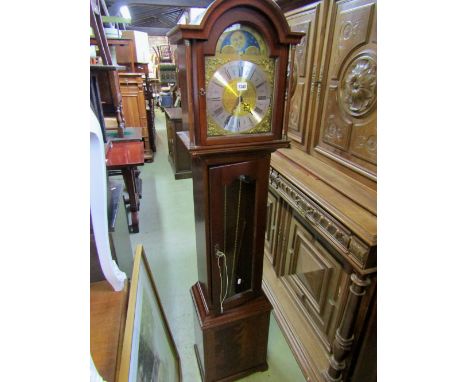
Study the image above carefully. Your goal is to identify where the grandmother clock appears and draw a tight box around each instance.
[168,1,302,380]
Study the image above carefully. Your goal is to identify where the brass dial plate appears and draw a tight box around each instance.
[206,60,272,134]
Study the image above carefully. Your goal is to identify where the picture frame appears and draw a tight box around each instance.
[158,44,172,62]
[118,245,181,382]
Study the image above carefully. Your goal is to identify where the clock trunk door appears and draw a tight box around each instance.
[208,157,269,313]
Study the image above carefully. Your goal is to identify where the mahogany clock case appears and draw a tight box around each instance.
[191,282,272,382]
[191,150,272,315]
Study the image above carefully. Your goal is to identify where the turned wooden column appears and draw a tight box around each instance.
[324,273,371,382]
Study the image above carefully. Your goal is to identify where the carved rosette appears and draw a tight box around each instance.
[339,56,376,117]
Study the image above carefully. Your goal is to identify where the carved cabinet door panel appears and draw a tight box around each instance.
[281,214,349,350]
[273,198,293,276]
[285,2,325,152]
[313,0,377,178]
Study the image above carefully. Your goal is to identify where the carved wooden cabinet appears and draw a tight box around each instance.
[315,0,377,179]
[163,107,192,180]
[263,0,377,381]
[119,73,154,161]
[285,1,326,152]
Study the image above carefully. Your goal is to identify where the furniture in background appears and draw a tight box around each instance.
[90,2,127,137]
[92,37,137,72]
[113,68,157,154]
[163,107,191,180]
[262,1,377,381]
[116,30,150,69]
[157,63,177,85]
[90,64,126,143]
[144,73,157,153]
[106,141,145,233]
[106,68,156,154]
[118,73,154,161]
[111,29,156,157]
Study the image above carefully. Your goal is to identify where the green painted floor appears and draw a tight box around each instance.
[129,109,305,382]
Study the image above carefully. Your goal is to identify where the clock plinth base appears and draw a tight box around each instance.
[191,282,272,382]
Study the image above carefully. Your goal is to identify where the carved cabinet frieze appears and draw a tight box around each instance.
[269,168,373,270]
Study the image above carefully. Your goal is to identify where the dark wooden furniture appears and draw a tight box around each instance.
[91,37,138,72]
[114,64,157,154]
[90,3,127,137]
[108,37,137,72]
[90,64,126,129]
[106,141,145,233]
[262,1,377,381]
[118,73,154,161]
[143,73,157,153]
[168,1,302,380]
[164,107,192,179]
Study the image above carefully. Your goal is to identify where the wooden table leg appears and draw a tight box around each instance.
[122,166,140,233]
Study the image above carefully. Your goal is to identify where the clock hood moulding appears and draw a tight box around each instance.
[167,0,304,46]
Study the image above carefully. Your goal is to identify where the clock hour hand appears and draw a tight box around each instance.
[231,93,242,114]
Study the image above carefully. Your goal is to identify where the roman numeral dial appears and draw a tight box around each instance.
[206,60,272,134]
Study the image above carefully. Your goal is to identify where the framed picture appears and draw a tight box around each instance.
[158,45,172,62]
[118,245,181,382]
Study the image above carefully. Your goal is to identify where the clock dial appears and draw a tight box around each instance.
[206,60,272,133]
[204,24,275,137]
